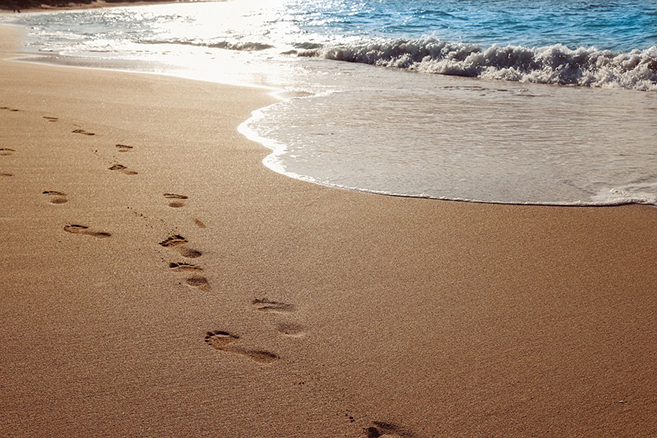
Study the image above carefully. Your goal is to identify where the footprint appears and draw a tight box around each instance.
[205,331,240,350]
[275,321,306,337]
[164,193,188,200]
[366,422,415,438]
[72,129,95,136]
[159,235,202,258]
[179,247,202,258]
[159,234,188,247]
[116,144,133,152]
[234,349,280,364]
[42,190,68,204]
[194,218,206,228]
[185,276,211,291]
[0,173,12,177]
[108,164,138,175]
[43,116,58,122]
[0,148,15,156]
[169,262,202,272]
[63,224,111,238]
[205,331,279,364]
[164,193,188,208]
[252,298,296,314]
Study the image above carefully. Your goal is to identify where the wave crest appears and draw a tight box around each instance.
[299,38,657,91]
[143,38,274,52]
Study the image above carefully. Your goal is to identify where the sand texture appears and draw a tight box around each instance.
[1,25,657,437]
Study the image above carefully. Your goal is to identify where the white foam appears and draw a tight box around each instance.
[592,184,657,206]
[300,38,657,91]
[143,38,276,52]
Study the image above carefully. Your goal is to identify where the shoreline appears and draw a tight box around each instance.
[2,22,657,438]
[0,0,211,14]
[7,4,657,207]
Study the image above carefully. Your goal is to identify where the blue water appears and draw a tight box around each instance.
[285,0,657,90]
[288,0,656,51]
[5,1,657,206]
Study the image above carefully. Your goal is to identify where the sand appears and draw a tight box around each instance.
[0,1,197,14]
[1,23,656,437]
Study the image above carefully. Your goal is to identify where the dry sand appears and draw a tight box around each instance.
[1,24,656,437]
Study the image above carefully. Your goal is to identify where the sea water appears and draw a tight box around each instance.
[7,0,657,205]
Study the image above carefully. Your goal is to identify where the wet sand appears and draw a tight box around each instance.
[1,24,656,437]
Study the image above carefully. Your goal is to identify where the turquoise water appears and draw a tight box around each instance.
[7,1,657,205]
[290,0,656,51]
[295,0,657,90]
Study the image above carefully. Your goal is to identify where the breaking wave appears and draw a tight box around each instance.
[299,38,657,91]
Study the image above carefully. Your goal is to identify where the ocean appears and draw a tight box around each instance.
[6,0,657,205]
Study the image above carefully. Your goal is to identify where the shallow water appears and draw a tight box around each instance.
[243,61,657,205]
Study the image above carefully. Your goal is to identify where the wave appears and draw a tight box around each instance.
[298,37,657,91]
[142,39,274,52]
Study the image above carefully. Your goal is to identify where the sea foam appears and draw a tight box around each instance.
[299,38,657,91]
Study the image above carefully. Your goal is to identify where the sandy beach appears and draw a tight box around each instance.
[1,22,656,437]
